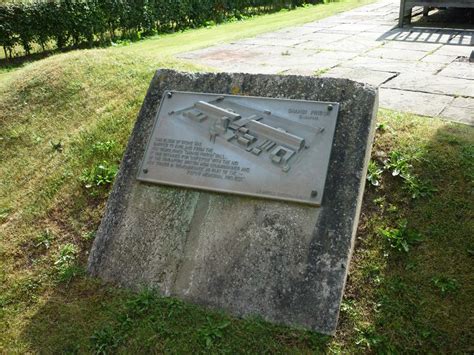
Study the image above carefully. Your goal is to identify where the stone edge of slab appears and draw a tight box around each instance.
[87,69,379,334]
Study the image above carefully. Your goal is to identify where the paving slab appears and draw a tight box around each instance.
[379,88,453,117]
[322,23,380,33]
[440,97,474,125]
[313,50,360,60]
[238,37,310,47]
[260,53,334,67]
[332,15,393,25]
[321,37,383,53]
[358,31,395,41]
[323,67,397,86]
[420,53,459,64]
[286,64,328,75]
[362,24,399,33]
[294,33,351,48]
[241,44,311,55]
[178,0,473,124]
[434,44,474,57]
[365,47,430,61]
[282,56,343,75]
[438,61,474,80]
[383,73,474,97]
[256,27,321,39]
[179,44,255,60]
[342,56,444,74]
[302,22,339,29]
[183,44,299,62]
[382,40,442,52]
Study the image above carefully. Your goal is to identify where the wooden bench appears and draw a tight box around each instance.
[399,0,474,27]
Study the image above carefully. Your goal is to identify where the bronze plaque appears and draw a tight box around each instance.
[137,91,339,206]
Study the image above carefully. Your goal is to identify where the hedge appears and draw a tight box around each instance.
[0,0,322,59]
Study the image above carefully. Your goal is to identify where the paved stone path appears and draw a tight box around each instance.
[179,0,473,125]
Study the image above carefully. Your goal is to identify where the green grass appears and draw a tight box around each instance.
[1,0,473,352]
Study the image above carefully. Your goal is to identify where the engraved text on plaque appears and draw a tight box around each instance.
[137,91,339,206]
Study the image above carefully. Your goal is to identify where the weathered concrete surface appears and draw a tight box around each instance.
[88,69,378,335]
[380,88,453,117]
[178,0,474,125]
[440,97,474,125]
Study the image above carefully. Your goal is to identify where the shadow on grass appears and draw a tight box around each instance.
[0,41,117,70]
[0,51,55,71]
[19,279,330,353]
[19,120,472,353]
[340,119,473,352]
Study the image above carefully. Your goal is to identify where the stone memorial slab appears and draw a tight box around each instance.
[137,91,339,206]
[88,69,378,335]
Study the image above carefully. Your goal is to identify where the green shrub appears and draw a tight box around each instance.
[378,220,423,253]
[0,4,17,58]
[367,160,383,187]
[198,317,231,349]
[34,229,55,249]
[384,150,436,199]
[431,276,459,296]
[80,161,118,191]
[0,0,322,58]
[54,243,84,283]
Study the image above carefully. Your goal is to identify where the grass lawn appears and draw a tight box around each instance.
[1,0,473,352]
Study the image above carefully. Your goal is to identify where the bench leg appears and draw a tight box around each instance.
[399,0,406,27]
[423,6,430,16]
[399,0,412,27]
